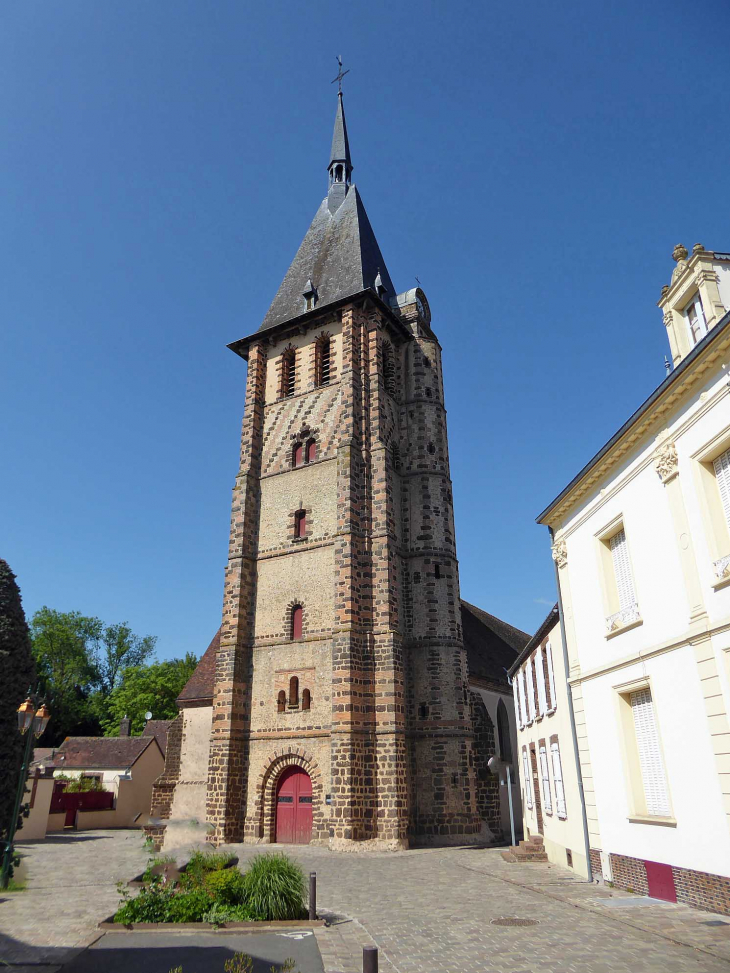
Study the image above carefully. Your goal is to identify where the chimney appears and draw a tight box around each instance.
[119,715,131,737]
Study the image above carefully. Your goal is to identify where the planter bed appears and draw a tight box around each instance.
[99,917,324,932]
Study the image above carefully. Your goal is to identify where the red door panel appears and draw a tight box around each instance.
[645,860,677,902]
[275,767,312,844]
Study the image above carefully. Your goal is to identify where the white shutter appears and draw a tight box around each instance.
[525,663,535,723]
[522,749,533,809]
[539,745,552,814]
[546,640,557,712]
[514,678,524,729]
[714,448,730,530]
[520,670,529,724]
[610,528,636,610]
[536,647,547,716]
[630,688,671,817]
[551,741,567,818]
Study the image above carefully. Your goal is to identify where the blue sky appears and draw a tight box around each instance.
[3,0,729,660]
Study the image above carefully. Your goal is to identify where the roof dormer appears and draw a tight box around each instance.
[658,244,730,366]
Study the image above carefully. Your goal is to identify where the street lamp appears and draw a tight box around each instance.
[1,694,51,889]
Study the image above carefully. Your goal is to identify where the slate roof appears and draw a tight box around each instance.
[142,719,173,758]
[329,92,351,168]
[177,628,219,704]
[258,186,396,333]
[508,604,560,675]
[461,600,531,688]
[52,736,159,770]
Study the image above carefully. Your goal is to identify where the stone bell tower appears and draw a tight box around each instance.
[205,86,481,849]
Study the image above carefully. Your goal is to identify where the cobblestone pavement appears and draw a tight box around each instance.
[0,830,149,970]
[227,843,730,973]
[6,832,730,973]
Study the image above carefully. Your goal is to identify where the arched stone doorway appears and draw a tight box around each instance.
[275,766,312,844]
[249,749,325,845]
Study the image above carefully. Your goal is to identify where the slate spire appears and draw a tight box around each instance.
[327,92,353,214]
[256,91,395,333]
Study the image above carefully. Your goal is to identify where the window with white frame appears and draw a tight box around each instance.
[522,748,533,809]
[525,663,535,723]
[550,739,567,818]
[713,448,730,532]
[630,688,671,817]
[539,744,552,814]
[605,526,640,632]
[685,294,707,346]
[545,640,557,712]
[514,678,523,729]
[536,646,547,717]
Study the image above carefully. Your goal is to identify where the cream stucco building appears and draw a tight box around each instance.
[538,245,730,913]
[509,605,590,876]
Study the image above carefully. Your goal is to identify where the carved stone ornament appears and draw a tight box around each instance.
[653,437,679,483]
[551,537,568,568]
[663,309,673,328]
[671,243,689,285]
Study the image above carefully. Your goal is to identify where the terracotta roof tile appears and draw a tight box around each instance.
[177,629,219,704]
[53,736,158,770]
[141,720,172,757]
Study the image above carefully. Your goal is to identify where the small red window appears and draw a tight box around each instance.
[295,510,306,538]
[277,690,286,713]
[289,675,299,705]
[293,443,303,467]
[302,688,311,711]
[307,439,317,463]
[291,605,303,640]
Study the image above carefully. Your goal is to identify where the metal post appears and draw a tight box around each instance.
[0,721,35,889]
[308,871,317,920]
[362,946,378,973]
[506,764,516,848]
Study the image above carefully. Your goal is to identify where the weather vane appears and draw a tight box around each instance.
[331,55,350,94]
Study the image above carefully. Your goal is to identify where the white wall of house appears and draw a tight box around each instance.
[552,350,730,881]
[513,619,589,876]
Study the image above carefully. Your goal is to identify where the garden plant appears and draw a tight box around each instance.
[114,851,307,925]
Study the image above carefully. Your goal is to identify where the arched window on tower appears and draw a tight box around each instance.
[277,690,286,713]
[302,688,311,711]
[306,439,317,463]
[289,676,299,707]
[281,348,297,398]
[382,342,396,396]
[335,164,343,183]
[293,442,304,468]
[291,605,303,640]
[315,335,331,387]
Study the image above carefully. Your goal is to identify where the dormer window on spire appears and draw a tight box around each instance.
[303,279,317,312]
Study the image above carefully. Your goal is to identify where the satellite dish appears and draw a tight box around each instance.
[144,711,153,721]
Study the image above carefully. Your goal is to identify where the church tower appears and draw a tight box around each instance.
[205,89,482,849]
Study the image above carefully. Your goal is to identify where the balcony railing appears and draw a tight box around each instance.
[606,603,641,633]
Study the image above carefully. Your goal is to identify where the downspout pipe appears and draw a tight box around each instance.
[549,525,594,884]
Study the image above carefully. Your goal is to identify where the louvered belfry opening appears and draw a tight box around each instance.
[281,347,297,398]
[382,342,395,395]
[316,335,331,387]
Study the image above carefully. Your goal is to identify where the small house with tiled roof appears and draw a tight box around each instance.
[45,726,165,831]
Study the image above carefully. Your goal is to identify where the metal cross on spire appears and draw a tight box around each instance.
[331,55,350,94]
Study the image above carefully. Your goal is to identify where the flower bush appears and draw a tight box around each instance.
[113,851,306,924]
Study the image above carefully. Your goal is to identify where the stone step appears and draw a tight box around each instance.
[508,845,548,862]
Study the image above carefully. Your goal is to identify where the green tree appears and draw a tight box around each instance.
[30,608,102,744]
[0,560,36,839]
[91,622,157,697]
[101,654,198,736]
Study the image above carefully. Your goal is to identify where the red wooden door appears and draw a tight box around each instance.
[275,767,312,844]
[644,860,677,902]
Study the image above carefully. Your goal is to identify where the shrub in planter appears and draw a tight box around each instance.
[181,850,235,889]
[241,853,305,921]
[164,888,214,922]
[203,868,246,905]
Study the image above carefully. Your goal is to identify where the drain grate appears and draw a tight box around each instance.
[491,917,540,927]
